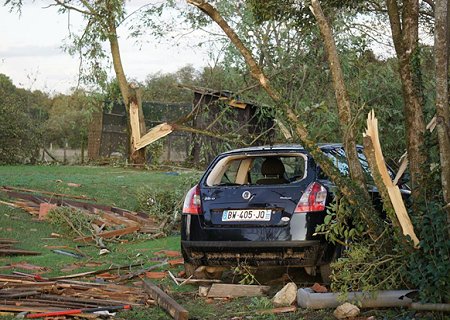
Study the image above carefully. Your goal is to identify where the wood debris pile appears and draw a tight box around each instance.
[0,239,40,256]
[0,186,167,241]
[0,274,151,316]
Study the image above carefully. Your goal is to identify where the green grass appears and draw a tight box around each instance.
[0,165,190,209]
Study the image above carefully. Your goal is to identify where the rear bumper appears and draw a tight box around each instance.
[181,240,330,267]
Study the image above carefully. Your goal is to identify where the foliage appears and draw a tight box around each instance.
[248,296,273,310]
[142,65,199,103]
[145,139,164,166]
[47,207,97,238]
[330,239,408,293]
[136,172,202,225]
[0,74,48,164]
[407,201,450,303]
[44,89,101,149]
[315,194,364,244]
[232,263,260,285]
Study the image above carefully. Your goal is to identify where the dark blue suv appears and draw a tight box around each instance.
[181,144,408,281]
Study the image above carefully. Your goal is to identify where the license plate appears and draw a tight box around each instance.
[222,209,271,222]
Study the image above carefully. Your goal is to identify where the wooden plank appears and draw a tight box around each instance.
[116,261,168,282]
[142,279,188,320]
[207,283,270,298]
[0,249,41,256]
[121,211,154,225]
[48,264,142,280]
[256,306,297,315]
[74,225,140,242]
[100,211,139,227]
[0,305,60,313]
[0,239,19,244]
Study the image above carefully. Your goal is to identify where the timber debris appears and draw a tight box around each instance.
[0,274,148,316]
[0,239,40,256]
[0,186,167,241]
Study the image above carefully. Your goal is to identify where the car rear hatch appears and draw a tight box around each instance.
[198,151,316,229]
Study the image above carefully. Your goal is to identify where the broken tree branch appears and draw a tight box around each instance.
[363,110,420,247]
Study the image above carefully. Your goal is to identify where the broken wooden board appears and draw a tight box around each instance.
[0,275,149,313]
[0,249,41,256]
[74,225,140,242]
[256,306,297,315]
[142,279,188,320]
[207,283,271,298]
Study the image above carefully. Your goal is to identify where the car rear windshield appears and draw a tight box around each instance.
[206,153,307,186]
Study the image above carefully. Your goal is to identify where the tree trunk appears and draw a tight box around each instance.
[310,0,369,199]
[106,10,146,165]
[187,0,383,239]
[128,85,146,165]
[435,0,450,234]
[81,140,85,164]
[386,0,427,205]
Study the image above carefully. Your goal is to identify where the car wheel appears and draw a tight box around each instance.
[319,244,343,283]
[319,263,332,283]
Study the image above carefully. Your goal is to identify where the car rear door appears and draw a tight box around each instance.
[199,152,315,228]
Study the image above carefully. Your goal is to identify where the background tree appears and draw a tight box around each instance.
[44,90,100,163]
[434,0,450,228]
[0,74,49,164]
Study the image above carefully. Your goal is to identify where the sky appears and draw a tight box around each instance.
[0,2,212,94]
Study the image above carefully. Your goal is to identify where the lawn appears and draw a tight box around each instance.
[0,165,424,319]
[0,165,188,209]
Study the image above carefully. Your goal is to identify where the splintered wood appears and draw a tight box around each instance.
[0,186,166,241]
[363,110,420,247]
[130,101,173,151]
[0,275,150,314]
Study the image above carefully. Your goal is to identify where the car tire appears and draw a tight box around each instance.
[319,263,332,283]
[319,244,343,283]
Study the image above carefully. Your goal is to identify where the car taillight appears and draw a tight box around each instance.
[294,182,327,213]
[183,185,202,214]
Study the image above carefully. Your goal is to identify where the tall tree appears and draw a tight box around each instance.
[385,0,427,205]
[434,0,450,229]
[54,0,148,164]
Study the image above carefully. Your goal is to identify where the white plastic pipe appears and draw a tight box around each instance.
[297,288,416,309]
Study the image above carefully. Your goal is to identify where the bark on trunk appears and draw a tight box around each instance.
[187,0,383,239]
[310,0,369,198]
[386,0,427,205]
[107,11,146,165]
[435,0,450,235]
